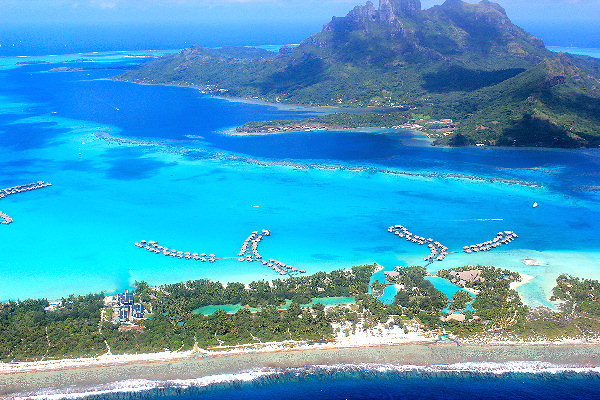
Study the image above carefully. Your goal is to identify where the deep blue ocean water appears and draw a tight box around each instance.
[129,372,600,400]
[20,366,600,400]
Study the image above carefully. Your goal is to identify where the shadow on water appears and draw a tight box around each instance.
[101,148,178,180]
[0,121,69,150]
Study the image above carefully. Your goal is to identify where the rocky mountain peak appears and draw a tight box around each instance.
[438,0,509,25]
[309,0,549,68]
[378,0,422,22]
[323,1,377,33]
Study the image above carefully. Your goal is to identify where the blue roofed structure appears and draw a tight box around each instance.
[119,306,130,322]
[132,303,145,319]
[118,290,134,306]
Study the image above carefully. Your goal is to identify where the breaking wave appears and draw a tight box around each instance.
[10,362,600,400]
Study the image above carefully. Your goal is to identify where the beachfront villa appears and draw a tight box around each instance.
[110,290,146,323]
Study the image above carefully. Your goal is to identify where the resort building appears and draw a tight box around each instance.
[119,305,130,322]
[118,290,134,306]
[132,303,145,319]
[115,290,146,323]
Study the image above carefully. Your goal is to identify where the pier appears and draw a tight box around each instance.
[134,240,216,262]
[0,211,13,225]
[133,229,307,277]
[0,181,52,225]
[238,229,270,262]
[462,231,518,254]
[237,229,306,277]
[388,224,449,264]
[388,224,518,266]
[0,181,52,198]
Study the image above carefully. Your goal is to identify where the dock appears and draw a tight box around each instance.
[388,224,449,264]
[134,240,216,262]
[461,231,518,254]
[237,229,306,277]
[133,229,307,277]
[0,211,13,225]
[0,181,52,225]
[237,229,270,262]
[388,224,518,266]
[0,181,52,198]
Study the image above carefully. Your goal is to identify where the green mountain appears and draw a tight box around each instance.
[116,0,600,147]
[451,53,600,146]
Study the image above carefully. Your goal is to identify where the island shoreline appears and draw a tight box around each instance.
[109,77,443,142]
[3,336,600,376]
[4,341,600,398]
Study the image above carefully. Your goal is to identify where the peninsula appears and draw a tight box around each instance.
[115,0,600,148]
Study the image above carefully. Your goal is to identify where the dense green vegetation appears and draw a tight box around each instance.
[386,266,447,329]
[433,266,600,340]
[449,290,472,311]
[0,266,375,362]
[551,274,600,317]
[102,302,334,355]
[106,264,377,354]
[116,0,600,148]
[326,294,405,335]
[0,295,105,362]
[437,266,526,331]
[6,266,600,362]
[512,275,600,339]
[371,280,387,297]
[140,264,375,315]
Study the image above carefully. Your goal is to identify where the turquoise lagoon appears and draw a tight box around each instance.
[0,51,599,310]
[425,276,475,312]
[194,297,356,316]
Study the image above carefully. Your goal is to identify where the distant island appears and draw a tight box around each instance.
[114,0,600,148]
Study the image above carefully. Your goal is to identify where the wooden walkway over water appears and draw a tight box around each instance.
[134,229,306,277]
[0,181,52,225]
[388,224,518,267]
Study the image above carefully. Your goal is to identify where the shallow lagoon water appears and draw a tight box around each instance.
[0,51,599,311]
[425,276,475,313]
[194,297,356,316]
